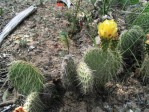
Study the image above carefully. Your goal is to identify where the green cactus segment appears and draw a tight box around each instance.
[125,6,149,33]
[8,60,44,95]
[23,92,45,112]
[77,61,94,94]
[141,55,149,79]
[126,13,149,33]
[61,55,77,89]
[132,13,149,33]
[84,48,122,86]
[118,25,145,67]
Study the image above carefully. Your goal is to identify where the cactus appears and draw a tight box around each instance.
[83,48,122,87]
[77,61,94,94]
[8,60,44,95]
[118,25,145,68]
[124,5,142,26]
[140,55,149,80]
[61,55,78,90]
[23,81,65,112]
[133,13,149,33]
[39,82,65,111]
[124,5,149,33]
[23,92,45,112]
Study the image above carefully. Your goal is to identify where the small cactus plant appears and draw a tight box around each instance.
[77,61,94,94]
[61,55,78,90]
[8,60,44,95]
[23,92,45,112]
[118,25,145,68]
[83,48,123,87]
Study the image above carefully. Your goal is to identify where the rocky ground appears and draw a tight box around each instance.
[0,0,149,112]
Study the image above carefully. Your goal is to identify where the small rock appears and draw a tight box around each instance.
[28,45,35,51]
[24,35,29,38]
[95,35,101,46]
[128,109,133,112]
[2,53,9,58]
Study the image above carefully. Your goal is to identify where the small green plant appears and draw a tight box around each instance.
[118,25,145,68]
[8,60,44,95]
[93,0,120,15]
[72,0,82,33]
[19,38,28,48]
[23,92,45,112]
[59,31,69,53]
[77,61,94,94]
[63,0,83,35]
[0,8,3,15]
[83,48,122,87]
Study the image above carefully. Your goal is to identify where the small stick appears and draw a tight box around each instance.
[0,6,37,46]
[0,100,15,107]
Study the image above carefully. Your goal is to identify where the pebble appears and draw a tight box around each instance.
[28,45,35,51]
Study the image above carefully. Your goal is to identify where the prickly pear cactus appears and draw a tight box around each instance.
[83,48,122,87]
[134,13,149,33]
[39,82,65,111]
[77,61,94,94]
[8,60,44,95]
[118,25,145,68]
[61,55,77,89]
[126,12,149,33]
[23,92,45,112]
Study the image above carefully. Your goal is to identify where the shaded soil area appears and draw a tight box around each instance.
[0,0,149,112]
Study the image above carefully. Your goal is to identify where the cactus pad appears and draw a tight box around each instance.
[77,61,94,94]
[83,48,122,87]
[8,60,44,95]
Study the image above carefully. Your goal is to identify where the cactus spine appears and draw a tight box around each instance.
[61,55,77,90]
[23,92,45,112]
[77,61,94,94]
[8,60,44,95]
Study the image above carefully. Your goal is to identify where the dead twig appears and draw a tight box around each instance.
[0,100,15,107]
[0,6,37,46]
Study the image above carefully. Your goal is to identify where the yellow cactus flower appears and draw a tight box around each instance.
[98,19,118,40]
[145,40,149,45]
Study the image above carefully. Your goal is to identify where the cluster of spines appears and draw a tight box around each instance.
[77,61,94,94]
